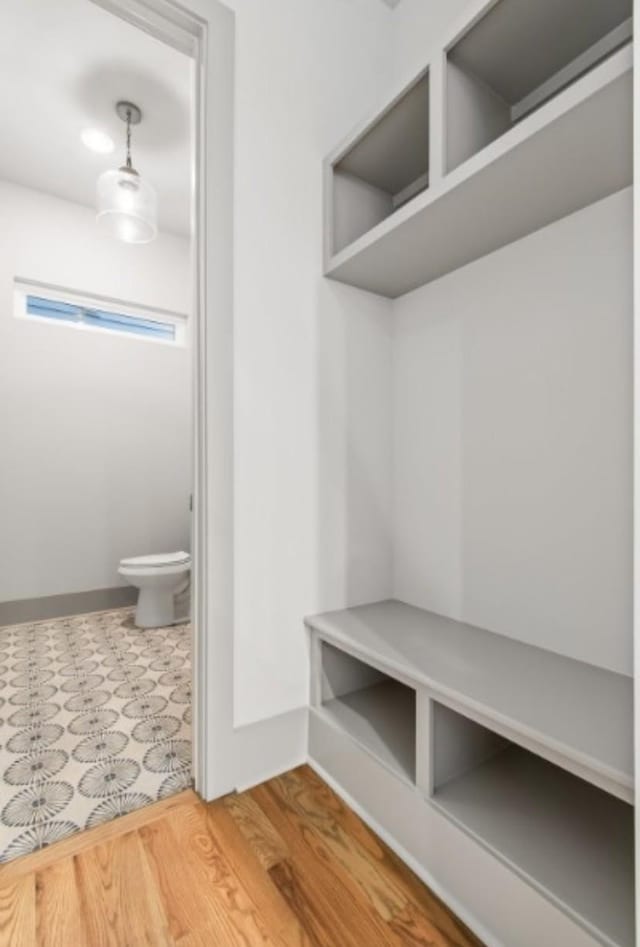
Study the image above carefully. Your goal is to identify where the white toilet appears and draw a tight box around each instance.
[118,551,191,628]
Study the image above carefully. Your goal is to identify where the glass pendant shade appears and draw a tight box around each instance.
[96,166,157,244]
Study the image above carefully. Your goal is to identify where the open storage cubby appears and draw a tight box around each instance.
[331,71,429,255]
[430,701,635,947]
[317,641,416,784]
[307,602,635,945]
[446,0,632,171]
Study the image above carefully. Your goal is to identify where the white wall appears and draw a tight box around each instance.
[393,191,633,675]
[0,179,191,603]
[386,0,633,677]
[390,0,469,85]
[219,0,633,727]
[228,0,396,725]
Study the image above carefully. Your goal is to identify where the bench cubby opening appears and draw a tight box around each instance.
[430,700,635,947]
[317,640,416,784]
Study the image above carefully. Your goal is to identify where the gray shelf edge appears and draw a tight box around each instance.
[324,45,632,296]
[305,613,632,803]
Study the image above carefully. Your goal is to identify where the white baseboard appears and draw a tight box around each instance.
[200,706,309,797]
[308,757,503,947]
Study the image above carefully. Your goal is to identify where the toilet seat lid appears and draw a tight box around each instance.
[120,551,190,568]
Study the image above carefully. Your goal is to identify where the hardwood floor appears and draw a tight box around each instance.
[0,765,483,946]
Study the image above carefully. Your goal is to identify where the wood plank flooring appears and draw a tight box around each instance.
[0,765,483,946]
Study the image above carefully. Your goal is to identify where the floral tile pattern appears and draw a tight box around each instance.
[0,607,192,863]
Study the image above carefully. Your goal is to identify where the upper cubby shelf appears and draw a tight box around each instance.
[331,71,429,255]
[324,0,633,299]
[447,0,632,170]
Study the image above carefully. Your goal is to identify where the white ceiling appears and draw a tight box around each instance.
[0,0,192,237]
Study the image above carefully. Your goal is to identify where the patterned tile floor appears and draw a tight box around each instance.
[0,607,192,863]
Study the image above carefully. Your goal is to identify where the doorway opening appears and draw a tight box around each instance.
[0,0,208,862]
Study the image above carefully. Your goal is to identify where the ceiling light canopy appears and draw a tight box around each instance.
[81,128,114,154]
[96,101,157,244]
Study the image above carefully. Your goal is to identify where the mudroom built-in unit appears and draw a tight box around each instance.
[324,0,632,298]
[309,0,635,945]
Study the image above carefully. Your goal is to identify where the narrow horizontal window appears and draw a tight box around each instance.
[26,295,176,342]
[14,281,186,346]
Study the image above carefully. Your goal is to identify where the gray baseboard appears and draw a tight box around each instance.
[0,587,137,627]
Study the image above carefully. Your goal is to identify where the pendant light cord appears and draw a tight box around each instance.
[125,109,132,170]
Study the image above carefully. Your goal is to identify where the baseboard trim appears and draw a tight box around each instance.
[201,707,309,796]
[308,757,503,947]
[0,587,137,626]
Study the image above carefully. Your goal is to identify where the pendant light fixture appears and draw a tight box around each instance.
[97,102,157,244]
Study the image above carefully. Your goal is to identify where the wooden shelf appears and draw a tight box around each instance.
[432,744,634,947]
[318,679,416,784]
[325,48,632,298]
[305,599,633,802]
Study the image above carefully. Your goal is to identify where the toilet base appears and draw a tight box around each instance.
[135,588,175,628]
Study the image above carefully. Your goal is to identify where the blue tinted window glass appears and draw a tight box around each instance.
[83,308,175,340]
[25,295,176,341]
[26,296,81,322]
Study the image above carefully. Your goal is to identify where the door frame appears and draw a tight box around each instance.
[90,0,236,800]
[634,0,639,935]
